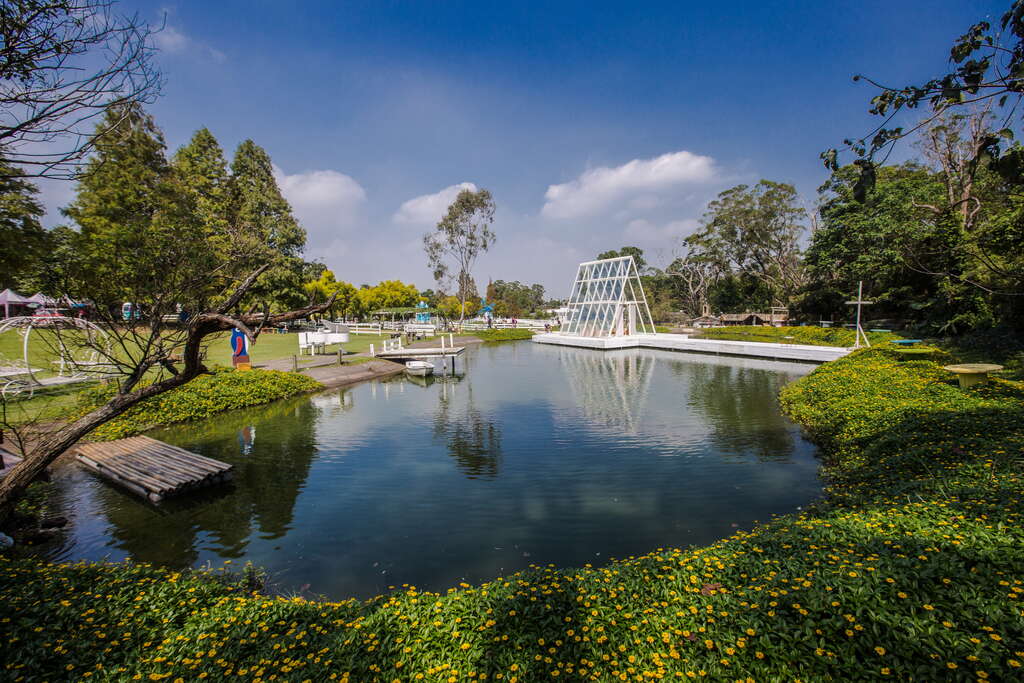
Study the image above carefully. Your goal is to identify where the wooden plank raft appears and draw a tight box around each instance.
[75,436,233,502]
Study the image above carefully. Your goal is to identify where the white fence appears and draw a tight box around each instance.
[459,319,551,331]
[332,318,552,334]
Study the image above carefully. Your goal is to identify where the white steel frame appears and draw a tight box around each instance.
[561,256,655,337]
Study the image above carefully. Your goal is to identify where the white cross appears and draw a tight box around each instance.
[845,281,874,348]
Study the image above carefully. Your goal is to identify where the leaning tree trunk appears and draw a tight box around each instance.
[0,273,334,525]
[0,370,199,524]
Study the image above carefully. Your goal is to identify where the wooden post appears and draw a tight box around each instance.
[291,355,298,372]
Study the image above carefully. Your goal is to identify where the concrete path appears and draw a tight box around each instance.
[300,360,406,389]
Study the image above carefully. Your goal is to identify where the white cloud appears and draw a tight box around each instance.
[273,165,367,253]
[152,10,226,62]
[153,24,189,52]
[393,182,477,225]
[624,217,699,243]
[542,150,716,220]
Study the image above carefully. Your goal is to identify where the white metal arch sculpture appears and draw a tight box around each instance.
[0,316,112,398]
[561,256,655,337]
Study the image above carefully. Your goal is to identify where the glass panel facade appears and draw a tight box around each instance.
[561,256,655,337]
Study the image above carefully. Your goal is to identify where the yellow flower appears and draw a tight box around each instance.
[875,647,886,656]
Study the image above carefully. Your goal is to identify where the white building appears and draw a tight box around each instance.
[561,256,655,337]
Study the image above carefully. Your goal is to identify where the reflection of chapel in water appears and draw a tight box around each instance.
[560,349,653,434]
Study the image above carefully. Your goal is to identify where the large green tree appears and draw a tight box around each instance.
[62,103,214,310]
[802,163,965,326]
[229,140,307,309]
[0,111,331,522]
[424,188,496,326]
[597,246,647,272]
[172,128,232,254]
[687,180,806,307]
[0,159,47,288]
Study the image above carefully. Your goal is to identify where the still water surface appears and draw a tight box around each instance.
[41,342,822,599]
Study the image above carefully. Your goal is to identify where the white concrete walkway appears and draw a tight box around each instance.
[532,332,851,363]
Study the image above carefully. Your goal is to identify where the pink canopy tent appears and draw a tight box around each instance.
[0,289,30,318]
[27,292,58,307]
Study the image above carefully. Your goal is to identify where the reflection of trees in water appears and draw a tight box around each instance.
[673,360,796,461]
[560,350,653,435]
[94,395,322,566]
[433,384,502,479]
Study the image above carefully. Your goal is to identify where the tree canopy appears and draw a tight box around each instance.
[0,0,162,179]
[424,188,496,325]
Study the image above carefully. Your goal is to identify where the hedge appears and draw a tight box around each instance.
[74,368,323,441]
[2,348,1023,681]
[697,325,900,347]
[471,328,536,342]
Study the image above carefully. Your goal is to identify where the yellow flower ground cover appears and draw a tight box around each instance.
[2,348,1023,680]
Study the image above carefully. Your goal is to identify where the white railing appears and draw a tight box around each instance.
[343,322,384,334]
[459,319,551,331]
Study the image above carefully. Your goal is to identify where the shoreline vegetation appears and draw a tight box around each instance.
[2,346,1022,680]
[469,328,536,343]
[694,325,900,348]
[73,369,323,442]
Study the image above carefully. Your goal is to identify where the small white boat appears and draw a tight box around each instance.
[405,360,434,377]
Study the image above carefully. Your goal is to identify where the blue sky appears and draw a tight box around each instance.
[40,1,1007,296]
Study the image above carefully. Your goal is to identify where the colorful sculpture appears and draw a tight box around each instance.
[231,327,251,370]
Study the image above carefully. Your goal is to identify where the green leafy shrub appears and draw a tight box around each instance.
[470,328,535,342]
[75,369,322,441]
[698,325,900,347]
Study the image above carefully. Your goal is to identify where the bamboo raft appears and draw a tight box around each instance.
[75,436,233,502]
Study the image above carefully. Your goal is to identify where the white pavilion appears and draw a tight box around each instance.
[533,255,849,361]
[560,256,655,338]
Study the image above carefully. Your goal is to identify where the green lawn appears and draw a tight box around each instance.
[0,328,392,424]
[205,331,394,366]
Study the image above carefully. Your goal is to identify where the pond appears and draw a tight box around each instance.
[39,341,822,599]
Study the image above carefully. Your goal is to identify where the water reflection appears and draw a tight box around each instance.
[93,397,322,565]
[673,357,805,461]
[559,350,653,435]
[433,385,502,479]
[41,343,822,599]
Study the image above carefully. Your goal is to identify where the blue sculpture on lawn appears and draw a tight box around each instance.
[415,300,431,323]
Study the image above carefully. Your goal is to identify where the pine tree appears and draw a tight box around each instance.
[0,158,47,289]
[172,128,231,246]
[229,140,307,308]
[62,103,211,310]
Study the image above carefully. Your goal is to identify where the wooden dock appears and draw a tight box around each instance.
[374,345,466,360]
[75,436,233,502]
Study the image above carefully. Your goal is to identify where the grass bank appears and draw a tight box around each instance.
[470,328,535,342]
[696,325,900,347]
[73,368,322,441]
[2,348,1024,681]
